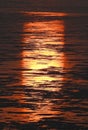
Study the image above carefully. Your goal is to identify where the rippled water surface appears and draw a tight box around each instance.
[0,11,88,130]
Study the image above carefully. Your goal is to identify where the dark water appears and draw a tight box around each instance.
[0,11,88,130]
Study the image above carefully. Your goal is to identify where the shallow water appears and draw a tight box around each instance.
[0,11,88,130]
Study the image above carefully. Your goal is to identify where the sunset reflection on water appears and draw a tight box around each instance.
[19,12,65,122]
[21,14,65,88]
[0,11,88,129]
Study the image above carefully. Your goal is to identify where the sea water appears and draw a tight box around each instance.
[0,11,88,130]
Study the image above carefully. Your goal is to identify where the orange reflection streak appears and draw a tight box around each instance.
[22,20,64,45]
[21,12,65,87]
[0,100,62,123]
[23,11,68,17]
[20,12,66,122]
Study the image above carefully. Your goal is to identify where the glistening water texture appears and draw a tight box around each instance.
[0,11,88,130]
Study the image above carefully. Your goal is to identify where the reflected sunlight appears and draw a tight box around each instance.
[18,12,66,123]
[0,11,88,128]
[21,12,65,88]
